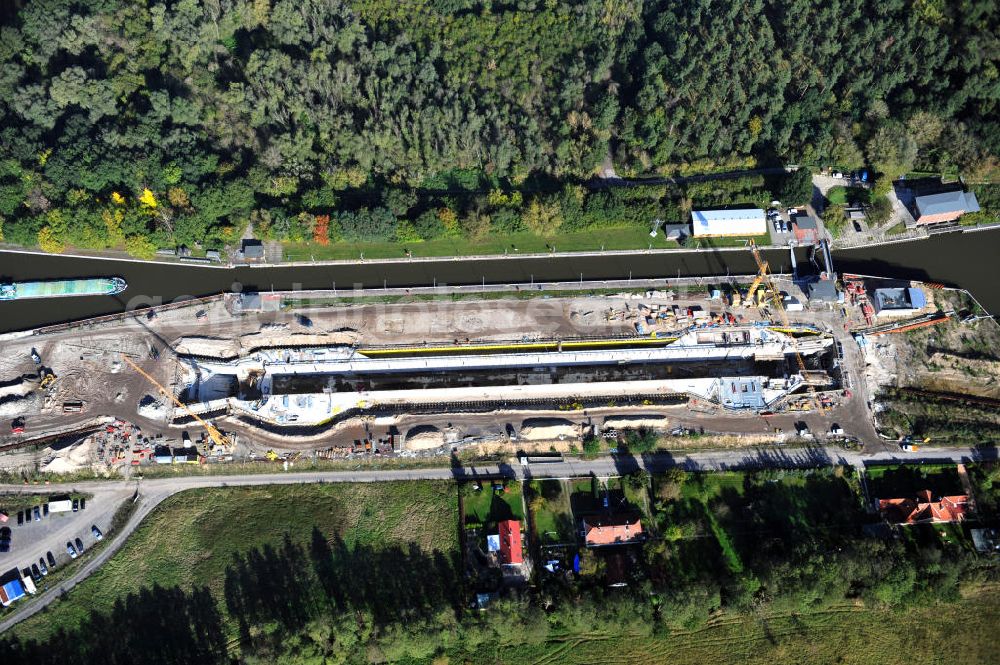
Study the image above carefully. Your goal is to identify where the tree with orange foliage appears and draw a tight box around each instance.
[313,214,330,245]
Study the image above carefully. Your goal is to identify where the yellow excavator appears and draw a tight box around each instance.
[121,355,232,452]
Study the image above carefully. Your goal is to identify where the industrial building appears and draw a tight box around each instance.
[872,287,926,317]
[691,209,766,237]
[913,190,980,225]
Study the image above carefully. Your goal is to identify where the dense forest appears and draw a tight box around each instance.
[0,0,997,255]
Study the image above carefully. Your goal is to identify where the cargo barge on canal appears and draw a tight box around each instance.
[0,277,126,301]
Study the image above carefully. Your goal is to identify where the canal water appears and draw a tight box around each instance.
[0,228,997,333]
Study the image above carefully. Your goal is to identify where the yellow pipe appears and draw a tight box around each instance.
[358,337,678,357]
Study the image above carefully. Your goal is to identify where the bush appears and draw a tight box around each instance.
[622,428,659,453]
[337,207,397,241]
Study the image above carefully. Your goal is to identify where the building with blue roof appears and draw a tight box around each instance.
[0,578,25,606]
[914,190,980,225]
[873,287,927,316]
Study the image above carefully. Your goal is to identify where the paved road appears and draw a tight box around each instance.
[0,443,993,634]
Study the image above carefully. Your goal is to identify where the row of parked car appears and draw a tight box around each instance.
[15,497,85,525]
[21,526,102,584]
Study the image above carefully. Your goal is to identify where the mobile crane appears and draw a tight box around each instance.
[121,355,233,452]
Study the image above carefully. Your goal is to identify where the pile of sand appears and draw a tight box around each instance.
[405,425,445,450]
[603,415,669,430]
[174,336,241,358]
[41,436,97,474]
[520,418,578,441]
[0,393,41,418]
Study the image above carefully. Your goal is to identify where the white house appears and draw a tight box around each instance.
[691,209,766,237]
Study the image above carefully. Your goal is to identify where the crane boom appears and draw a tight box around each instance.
[122,355,231,449]
[747,241,825,412]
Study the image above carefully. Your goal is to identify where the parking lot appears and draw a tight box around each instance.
[1,486,133,587]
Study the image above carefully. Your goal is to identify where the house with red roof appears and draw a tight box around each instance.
[878,489,969,525]
[583,514,643,547]
[498,519,523,565]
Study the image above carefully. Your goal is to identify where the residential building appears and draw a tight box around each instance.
[498,519,523,565]
[791,213,820,243]
[240,239,265,262]
[583,514,643,547]
[872,287,926,316]
[913,190,980,225]
[691,209,766,237]
[878,490,969,525]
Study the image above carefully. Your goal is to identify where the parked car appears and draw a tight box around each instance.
[32,506,41,521]
[38,559,48,575]
[46,551,56,567]
[91,525,103,541]
[17,510,23,525]
[10,417,25,434]
[30,564,41,581]
[80,497,86,510]
[0,527,11,553]
[30,348,41,364]
[43,503,49,517]
[75,537,84,552]
[72,498,79,512]
[773,219,781,232]
[66,542,78,558]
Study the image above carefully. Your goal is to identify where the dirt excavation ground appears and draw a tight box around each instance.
[868,290,1000,399]
[0,289,854,476]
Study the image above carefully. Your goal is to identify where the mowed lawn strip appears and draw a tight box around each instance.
[13,481,458,643]
[282,227,678,261]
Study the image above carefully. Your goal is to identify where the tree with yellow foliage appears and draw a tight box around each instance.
[102,208,126,247]
[521,198,563,237]
[124,235,156,260]
[37,226,65,253]
[139,188,158,209]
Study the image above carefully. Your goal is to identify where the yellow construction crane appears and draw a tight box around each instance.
[121,355,232,451]
[747,241,826,413]
[744,257,769,306]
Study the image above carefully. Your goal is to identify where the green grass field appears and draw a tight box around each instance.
[282,227,680,261]
[527,479,576,545]
[826,186,873,206]
[13,482,458,644]
[463,482,523,527]
[493,586,1000,665]
[866,464,963,497]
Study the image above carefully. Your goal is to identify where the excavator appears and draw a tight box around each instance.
[121,355,232,453]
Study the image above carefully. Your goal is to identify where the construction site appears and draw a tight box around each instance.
[0,241,963,475]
